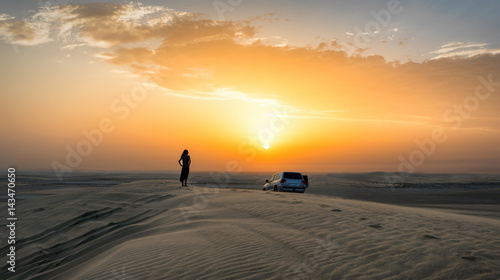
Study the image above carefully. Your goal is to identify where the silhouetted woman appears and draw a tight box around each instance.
[178,149,191,186]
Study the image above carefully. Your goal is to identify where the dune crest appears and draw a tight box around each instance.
[1,180,499,279]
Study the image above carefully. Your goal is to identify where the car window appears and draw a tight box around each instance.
[283,172,303,179]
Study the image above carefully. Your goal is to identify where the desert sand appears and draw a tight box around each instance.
[1,173,500,279]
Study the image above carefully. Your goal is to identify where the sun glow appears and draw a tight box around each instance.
[264,143,270,149]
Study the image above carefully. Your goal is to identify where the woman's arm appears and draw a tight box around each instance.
[178,158,182,167]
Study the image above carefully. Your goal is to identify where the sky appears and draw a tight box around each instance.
[1,0,499,176]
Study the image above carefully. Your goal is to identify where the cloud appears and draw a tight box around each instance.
[0,3,254,48]
[431,41,500,59]
[0,12,51,45]
[2,2,499,133]
[111,32,499,130]
[61,43,86,50]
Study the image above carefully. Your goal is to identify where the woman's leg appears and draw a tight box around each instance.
[183,167,189,186]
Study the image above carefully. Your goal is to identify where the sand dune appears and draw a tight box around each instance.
[1,179,500,279]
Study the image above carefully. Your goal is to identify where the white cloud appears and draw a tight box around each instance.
[0,9,53,45]
[143,83,355,121]
[0,13,14,21]
[432,42,487,54]
[61,43,86,50]
[94,52,114,60]
[143,83,283,105]
[0,3,180,47]
[431,41,500,59]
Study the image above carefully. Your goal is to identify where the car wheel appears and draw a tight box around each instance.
[273,185,278,192]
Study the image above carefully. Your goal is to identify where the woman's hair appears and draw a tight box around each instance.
[182,149,189,157]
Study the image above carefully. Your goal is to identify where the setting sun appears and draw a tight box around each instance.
[0,1,499,174]
[2,2,500,279]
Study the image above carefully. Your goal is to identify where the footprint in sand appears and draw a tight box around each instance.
[359,217,368,221]
[33,207,45,213]
[458,252,478,262]
[422,234,440,240]
[331,209,342,212]
[368,224,382,229]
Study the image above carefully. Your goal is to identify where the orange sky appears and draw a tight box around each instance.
[1,2,499,176]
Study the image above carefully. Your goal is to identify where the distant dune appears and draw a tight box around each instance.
[1,176,499,279]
